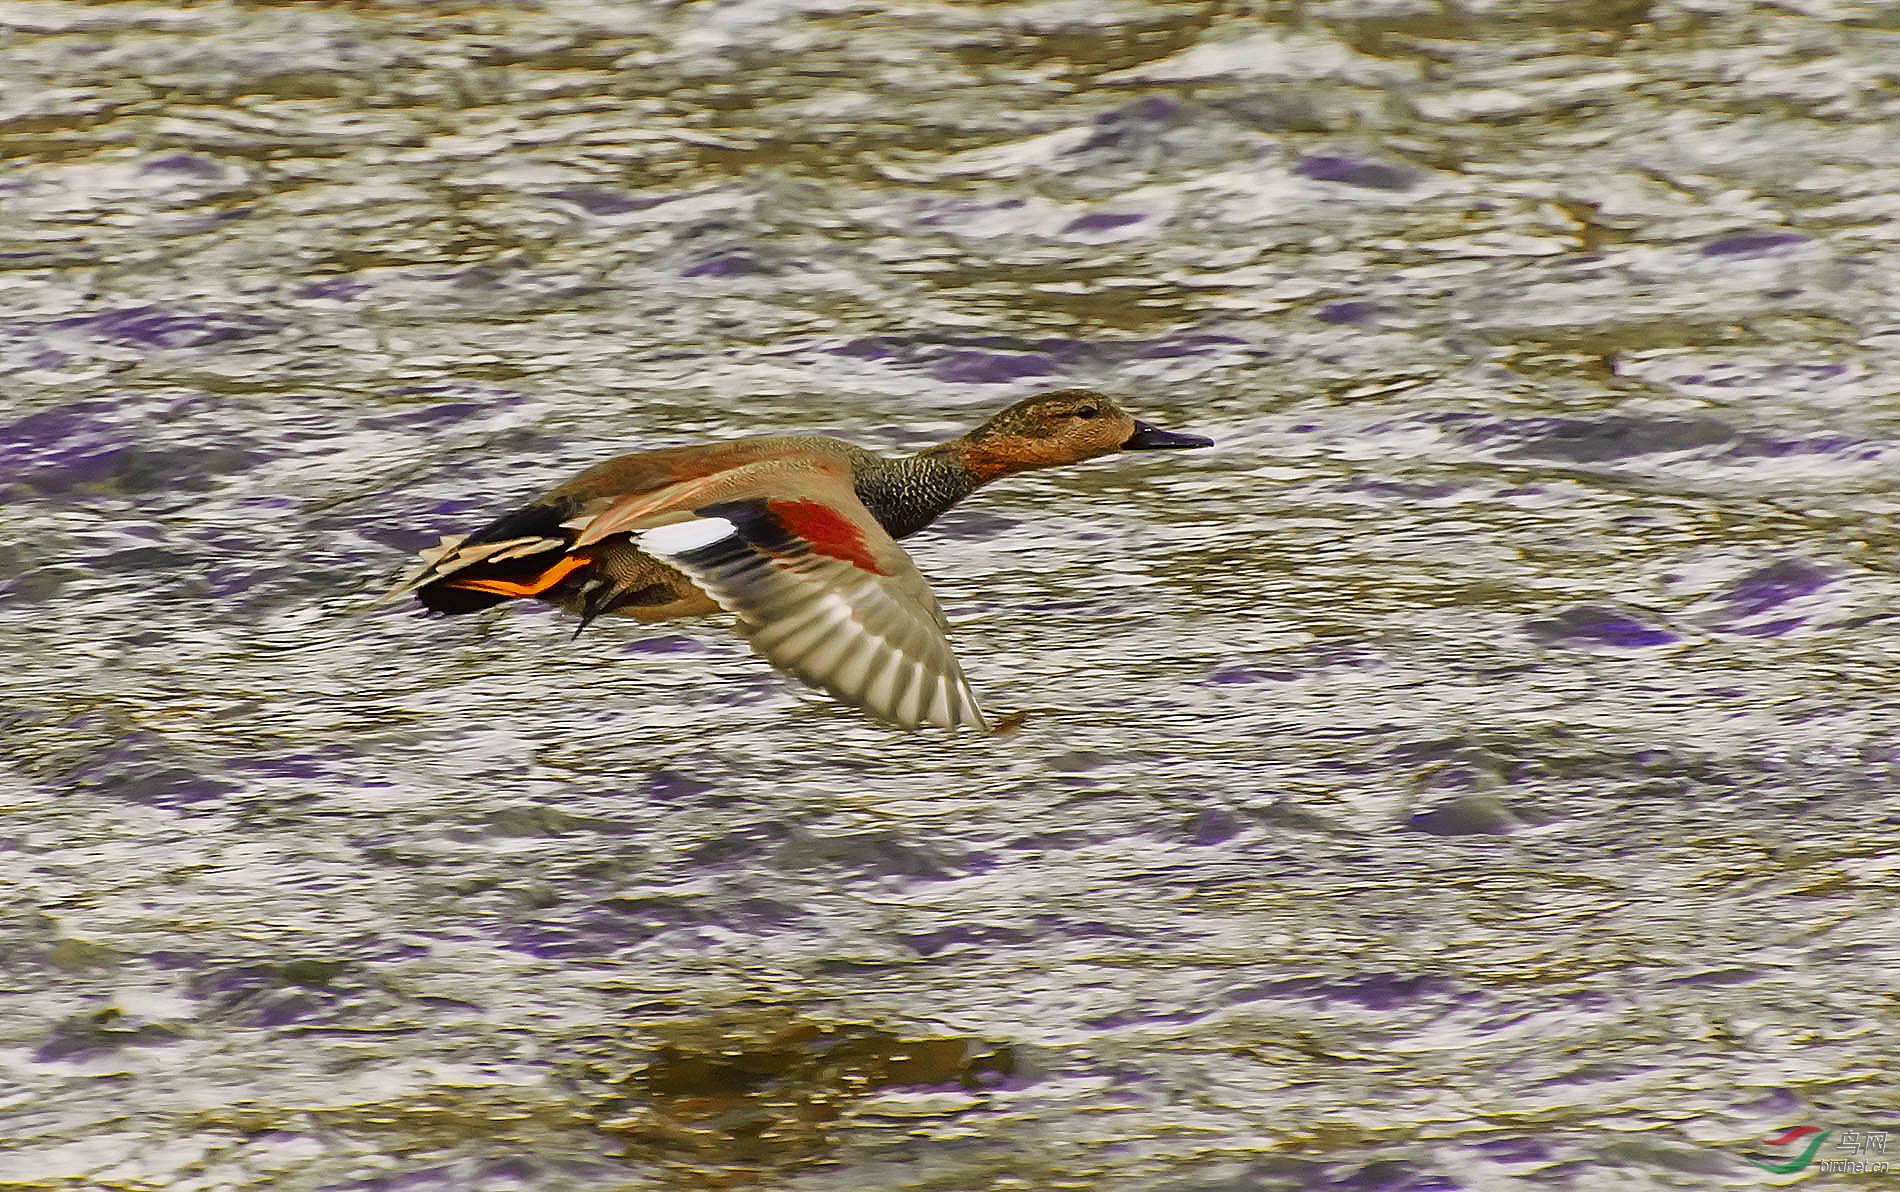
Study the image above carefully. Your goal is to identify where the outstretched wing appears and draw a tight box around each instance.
[641,492,989,732]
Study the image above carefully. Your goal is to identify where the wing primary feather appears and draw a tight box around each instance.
[761,613,846,669]
[953,680,991,731]
[747,592,839,649]
[859,645,908,726]
[825,637,879,699]
[889,657,930,731]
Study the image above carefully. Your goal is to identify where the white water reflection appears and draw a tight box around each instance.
[4,2,1899,1190]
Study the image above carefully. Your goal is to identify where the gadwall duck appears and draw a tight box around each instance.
[384,388,1211,731]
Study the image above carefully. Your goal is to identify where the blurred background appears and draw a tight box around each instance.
[3,1,1898,1188]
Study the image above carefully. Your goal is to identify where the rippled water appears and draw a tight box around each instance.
[5,2,1899,1189]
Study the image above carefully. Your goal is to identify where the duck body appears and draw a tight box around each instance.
[385,389,1211,730]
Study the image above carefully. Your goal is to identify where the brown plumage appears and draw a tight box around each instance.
[382,388,1212,730]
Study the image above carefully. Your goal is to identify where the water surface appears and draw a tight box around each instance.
[4,2,1899,1188]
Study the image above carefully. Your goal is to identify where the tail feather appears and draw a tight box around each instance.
[415,583,514,615]
[385,496,710,629]
[384,497,592,615]
[434,552,593,599]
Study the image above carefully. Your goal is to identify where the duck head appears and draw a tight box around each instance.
[957,388,1213,482]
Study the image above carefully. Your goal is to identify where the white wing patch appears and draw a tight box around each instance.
[638,517,740,558]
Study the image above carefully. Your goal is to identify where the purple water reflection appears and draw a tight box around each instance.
[546,187,673,217]
[1065,212,1147,234]
[1225,972,1466,1012]
[824,331,1250,375]
[140,152,228,178]
[295,277,369,301]
[0,399,121,461]
[930,350,1062,384]
[1333,1161,1465,1192]
[1317,300,1386,325]
[1526,605,1678,649]
[1296,153,1417,191]
[1721,559,1832,618]
[1476,1137,1552,1165]
[46,306,277,350]
[1459,414,1734,463]
[1702,231,1809,256]
[683,252,772,278]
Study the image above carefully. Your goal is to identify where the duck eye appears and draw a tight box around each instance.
[1074,407,1100,420]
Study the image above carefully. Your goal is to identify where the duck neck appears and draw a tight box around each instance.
[853,443,985,539]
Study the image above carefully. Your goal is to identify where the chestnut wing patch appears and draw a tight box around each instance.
[769,498,886,573]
